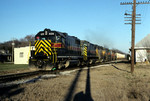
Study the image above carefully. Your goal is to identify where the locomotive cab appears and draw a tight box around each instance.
[35,30,65,44]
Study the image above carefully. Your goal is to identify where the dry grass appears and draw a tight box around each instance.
[126,64,150,101]
[0,63,30,75]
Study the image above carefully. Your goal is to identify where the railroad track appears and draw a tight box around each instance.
[0,65,88,84]
[0,60,126,84]
[0,66,81,84]
[0,70,59,83]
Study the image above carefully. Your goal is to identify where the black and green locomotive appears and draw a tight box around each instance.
[29,28,115,70]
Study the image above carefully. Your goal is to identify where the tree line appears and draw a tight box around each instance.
[0,35,35,54]
[0,34,127,56]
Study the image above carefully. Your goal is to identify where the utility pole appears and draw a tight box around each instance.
[120,0,150,73]
[131,0,136,74]
[12,39,15,63]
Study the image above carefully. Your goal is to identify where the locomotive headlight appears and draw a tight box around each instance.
[47,56,50,58]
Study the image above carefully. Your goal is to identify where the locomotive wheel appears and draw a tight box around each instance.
[77,61,81,66]
[37,59,44,68]
[89,59,93,65]
[81,61,85,66]
[65,60,70,68]
[58,63,64,69]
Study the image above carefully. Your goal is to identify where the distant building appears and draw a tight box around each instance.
[14,46,35,64]
[134,47,150,63]
[0,50,5,54]
[134,34,150,63]
[0,49,12,62]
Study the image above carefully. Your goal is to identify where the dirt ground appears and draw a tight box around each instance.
[0,69,32,75]
[1,62,150,101]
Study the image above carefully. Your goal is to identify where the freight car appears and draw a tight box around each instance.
[29,28,115,70]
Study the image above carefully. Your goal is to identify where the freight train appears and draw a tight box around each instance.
[29,29,116,70]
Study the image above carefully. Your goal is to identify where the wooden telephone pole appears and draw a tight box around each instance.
[131,0,136,74]
[120,0,150,73]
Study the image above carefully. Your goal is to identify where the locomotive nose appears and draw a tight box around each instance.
[35,40,52,57]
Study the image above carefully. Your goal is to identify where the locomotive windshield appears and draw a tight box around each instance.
[36,33,63,43]
[36,35,56,42]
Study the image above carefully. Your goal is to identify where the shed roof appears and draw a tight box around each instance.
[135,34,150,47]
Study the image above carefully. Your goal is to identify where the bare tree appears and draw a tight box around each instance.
[0,34,35,54]
[24,35,35,46]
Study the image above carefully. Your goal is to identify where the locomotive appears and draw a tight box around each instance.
[29,28,116,70]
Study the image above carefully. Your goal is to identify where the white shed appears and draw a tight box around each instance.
[135,48,148,62]
[134,34,150,63]
[14,46,35,64]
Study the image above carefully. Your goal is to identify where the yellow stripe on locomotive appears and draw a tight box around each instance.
[35,40,52,56]
[83,45,87,61]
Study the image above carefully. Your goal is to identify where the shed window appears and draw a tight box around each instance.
[20,52,24,58]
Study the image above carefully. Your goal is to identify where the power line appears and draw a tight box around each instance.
[120,0,150,74]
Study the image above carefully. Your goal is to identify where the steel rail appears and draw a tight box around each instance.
[0,70,55,83]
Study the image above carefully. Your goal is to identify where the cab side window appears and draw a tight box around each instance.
[62,38,65,44]
[56,36,61,42]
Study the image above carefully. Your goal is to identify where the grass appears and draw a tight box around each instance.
[0,63,28,71]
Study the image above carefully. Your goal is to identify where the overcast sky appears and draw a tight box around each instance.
[0,0,150,53]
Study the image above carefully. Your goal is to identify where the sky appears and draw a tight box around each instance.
[0,0,150,53]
